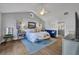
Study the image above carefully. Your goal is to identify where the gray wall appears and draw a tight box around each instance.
[0,13,1,36]
[0,3,79,36]
[1,12,45,38]
[0,13,1,42]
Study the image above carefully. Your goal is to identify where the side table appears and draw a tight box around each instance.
[3,34,14,46]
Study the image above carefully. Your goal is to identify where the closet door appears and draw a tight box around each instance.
[58,21,65,37]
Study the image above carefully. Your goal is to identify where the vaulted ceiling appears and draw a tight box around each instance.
[0,3,79,13]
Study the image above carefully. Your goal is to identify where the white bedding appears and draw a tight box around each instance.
[25,30,50,43]
[35,32,50,40]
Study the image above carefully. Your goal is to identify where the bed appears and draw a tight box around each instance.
[25,29,50,43]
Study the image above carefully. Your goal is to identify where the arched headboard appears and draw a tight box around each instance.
[16,12,45,31]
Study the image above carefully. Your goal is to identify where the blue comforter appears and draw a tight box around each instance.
[26,32,38,43]
[25,31,50,43]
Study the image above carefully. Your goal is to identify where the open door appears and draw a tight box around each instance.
[75,12,79,41]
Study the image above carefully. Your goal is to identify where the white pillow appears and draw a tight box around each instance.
[25,29,35,33]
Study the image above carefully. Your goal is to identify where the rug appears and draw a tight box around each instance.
[21,38,56,54]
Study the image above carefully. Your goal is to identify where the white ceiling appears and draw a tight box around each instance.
[0,3,79,13]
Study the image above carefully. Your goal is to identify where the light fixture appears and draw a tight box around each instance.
[64,12,69,15]
[39,8,47,16]
[37,4,48,16]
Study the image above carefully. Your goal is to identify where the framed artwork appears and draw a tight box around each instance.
[28,22,36,29]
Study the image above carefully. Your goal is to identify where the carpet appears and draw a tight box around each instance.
[21,38,56,54]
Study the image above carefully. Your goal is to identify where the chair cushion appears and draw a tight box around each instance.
[45,30,56,38]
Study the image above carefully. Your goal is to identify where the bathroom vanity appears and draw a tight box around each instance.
[62,34,79,55]
[62,39,79,55]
